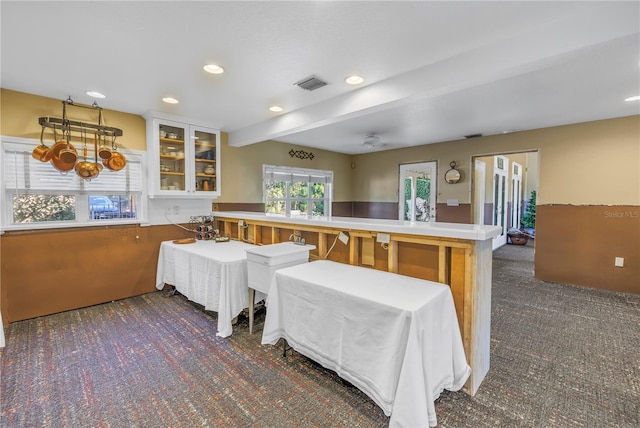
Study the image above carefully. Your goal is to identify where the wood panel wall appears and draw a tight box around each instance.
[1,224,193,323]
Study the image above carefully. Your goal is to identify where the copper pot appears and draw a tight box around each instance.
[31,127,52,162]
[103,146,126,171]
[50,140,77,172]
[58,138,77,164]
[75,159,99,180]
[98,134,112,160]
[75,143,99,180]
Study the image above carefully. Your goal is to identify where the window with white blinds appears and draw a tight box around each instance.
[1,137,145,229]
[263,164,332,217]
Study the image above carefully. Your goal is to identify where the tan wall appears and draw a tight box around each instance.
[1,88,146,150]
[348,116,639,294]
[218,135,353,202]
[351,116,640,206]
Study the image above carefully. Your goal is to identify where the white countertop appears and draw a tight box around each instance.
[215,211,501,241]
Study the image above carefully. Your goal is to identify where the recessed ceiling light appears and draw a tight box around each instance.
[162,97,179,104]
[625,95,640,102]
[203,64,224,74]
[345,75,364,85]
[269,105,283,112]
[86,91,105,99]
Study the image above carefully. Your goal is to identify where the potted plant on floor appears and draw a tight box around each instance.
[508,190,536,245]
[520,190,536,236]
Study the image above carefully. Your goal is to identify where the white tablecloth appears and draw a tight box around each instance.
[262,260,470,427]
[156,240,264,338]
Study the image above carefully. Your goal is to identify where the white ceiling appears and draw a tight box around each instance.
[1,1,639,155]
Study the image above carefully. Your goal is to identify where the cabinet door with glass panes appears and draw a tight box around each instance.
[147,115,220,198]
[191,126,219,195]
[157,121,187,194]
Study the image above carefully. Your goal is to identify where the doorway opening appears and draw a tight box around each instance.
[472,151,539,251]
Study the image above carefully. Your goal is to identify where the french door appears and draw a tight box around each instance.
[511,162,523,229]
[399,161,437,222]
[492,155,509,249]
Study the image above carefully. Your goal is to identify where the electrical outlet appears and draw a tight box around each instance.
[338,231,349,245]
[376,233,390,244]
[239,220,246,227]
[615,257,624,268]
[165,206,172,215]
[173,205,180,215]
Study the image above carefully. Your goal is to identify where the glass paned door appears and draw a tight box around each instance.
[158,123,186,191]
[399,161,436,222]
[511,162,523,229]
[492,155,509,249]
[193,129,217,193]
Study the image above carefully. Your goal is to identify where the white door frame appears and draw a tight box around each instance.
[399,161,437,221]
[473,159,486,225]
[511,162,523,229]
[492,155,509,249]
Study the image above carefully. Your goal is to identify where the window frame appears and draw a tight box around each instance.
[1,135,148,232]
[263,164,333,217]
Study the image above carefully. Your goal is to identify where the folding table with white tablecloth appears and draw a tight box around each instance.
[262,260,470,427]
[156,240,264,338]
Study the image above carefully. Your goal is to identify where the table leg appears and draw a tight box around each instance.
[249,288,255,334]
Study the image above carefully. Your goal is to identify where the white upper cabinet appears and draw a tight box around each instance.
[145,112,220,198]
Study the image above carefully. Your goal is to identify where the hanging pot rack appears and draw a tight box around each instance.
[32,97,126,180]
[38,97,123,138]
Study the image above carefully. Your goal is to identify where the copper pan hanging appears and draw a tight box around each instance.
[50,124,77,172]
[31,126,52,162]
[97,131,112,160]
[57,120,77,165]
[103,135,126,171]
[75,128,99,180]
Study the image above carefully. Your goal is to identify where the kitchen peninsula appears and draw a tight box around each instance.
[215,211,500,394]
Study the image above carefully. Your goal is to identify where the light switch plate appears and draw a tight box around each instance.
[338,231,349,245]
[615,257,624,267]
[376,233,390,244]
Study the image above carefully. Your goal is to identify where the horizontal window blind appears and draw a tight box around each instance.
[263,165,332,184]
[3,141,142,193]
[4,149,82,191]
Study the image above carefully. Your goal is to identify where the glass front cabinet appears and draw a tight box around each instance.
[145,114,220,198]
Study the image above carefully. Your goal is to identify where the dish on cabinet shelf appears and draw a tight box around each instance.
[195,149,215,160]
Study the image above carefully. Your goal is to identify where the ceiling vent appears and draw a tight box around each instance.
[294,75,329,91]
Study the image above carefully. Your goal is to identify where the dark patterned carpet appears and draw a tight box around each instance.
[1,241,639,427]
